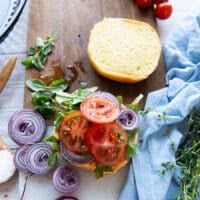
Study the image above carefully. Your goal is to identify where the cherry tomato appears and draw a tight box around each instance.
[80,96,120,124]
[155,2,173,20]
[84,122,128,166]
[135,0,153,8]
[58,111,91,154]
[153,0,168,4]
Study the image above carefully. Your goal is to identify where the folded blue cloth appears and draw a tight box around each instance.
[119,10,200,200]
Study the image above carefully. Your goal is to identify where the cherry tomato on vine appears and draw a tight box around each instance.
[155,2,173,20]
[153,0,168,5]
[84,122,128,166]
[134,0,153,8]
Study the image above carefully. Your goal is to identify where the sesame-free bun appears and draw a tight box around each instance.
[87,18,161,83]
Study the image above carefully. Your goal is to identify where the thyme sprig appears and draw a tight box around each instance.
[159,112,200,200]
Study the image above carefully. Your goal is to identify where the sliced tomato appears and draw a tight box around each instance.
[84,122,128,166]
[80,96,120,124]
[58,111,91,154]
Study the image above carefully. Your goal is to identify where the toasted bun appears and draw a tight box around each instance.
[87,18,161,83]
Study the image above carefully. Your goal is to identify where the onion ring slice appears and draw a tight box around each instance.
[53,165,80,194]
[25,142,54,174]
[8,109,46,145]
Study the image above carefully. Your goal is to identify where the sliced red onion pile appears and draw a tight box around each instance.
[118,108,139,130]
[53,165,80,194]
[25,142,54,174]
[60,142,93,164]
[8,109,46,145]
[55,196,78,200]
[14,145,31,173]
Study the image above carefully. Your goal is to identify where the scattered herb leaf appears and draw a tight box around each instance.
[126,128,139,160]
[93,164,113,179]
[22,36,56,70]
[47,152,57,168]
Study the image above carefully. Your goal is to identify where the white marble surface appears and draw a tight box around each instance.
[0,0,199,199]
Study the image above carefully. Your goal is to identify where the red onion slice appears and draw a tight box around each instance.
[60,142,93,164]
[86,91,119,106]
[25,142,54,174]
[118,108,139,130]
[55,196,78,200]
[14,145,31,173]
[53,165,80,194]
[8,109,46,145]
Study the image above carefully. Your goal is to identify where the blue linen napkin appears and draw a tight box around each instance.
[119,10,200,200]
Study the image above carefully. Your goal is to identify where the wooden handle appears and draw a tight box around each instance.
[0,136,10,151]
[0,56,17,92]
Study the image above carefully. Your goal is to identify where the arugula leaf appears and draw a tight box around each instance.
[21,56,35,67]
[34,101,54,119]
[43,135,59,143]
[48,79,69,93]
[116,95,123,104]
[54,112,65,130]
[35,37,45,47]
[47,152,57,168]
[55,86,98,104]
[126,103,140,113]
[26,79,46,92]
[93,164,113,179]
[26,79,69,118]
[22,36,56,70]
[126,128,139,160]
[27,47,36,56]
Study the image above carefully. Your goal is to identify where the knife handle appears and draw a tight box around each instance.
[0,56,17,92]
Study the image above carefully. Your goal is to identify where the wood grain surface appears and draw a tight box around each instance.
[24,0,165,118]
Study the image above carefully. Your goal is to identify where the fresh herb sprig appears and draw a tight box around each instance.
[26,79,98,120]
[126,128,139,160]
[43,135,60,167]
[26,79,69,118]
[22,36,56,70]
[93,164,113,179]
[159,112,200,200]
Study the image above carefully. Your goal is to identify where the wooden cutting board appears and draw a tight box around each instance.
[24,0,165,117]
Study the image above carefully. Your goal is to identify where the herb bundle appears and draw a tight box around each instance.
[160,112,200,200]
[22,36,55,70]
[26,79,98,121]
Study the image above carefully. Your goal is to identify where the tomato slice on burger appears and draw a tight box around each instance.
[80,96,120,124]
[58,111,91,154]
[84,122,128,167]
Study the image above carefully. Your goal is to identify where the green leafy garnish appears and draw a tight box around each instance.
[138,108,153,116]
[22,36,56,70]
[158,161,176,176]
[93,164,113,179]
[116,95,123,104]
[43,135,60,168]
[26,79,46,92]
[126,103,140,113]
[43,135,59,143]
[47,152,57,168]
[26,79,68,118]
[126,128,139,160]
[55,86,98,105]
